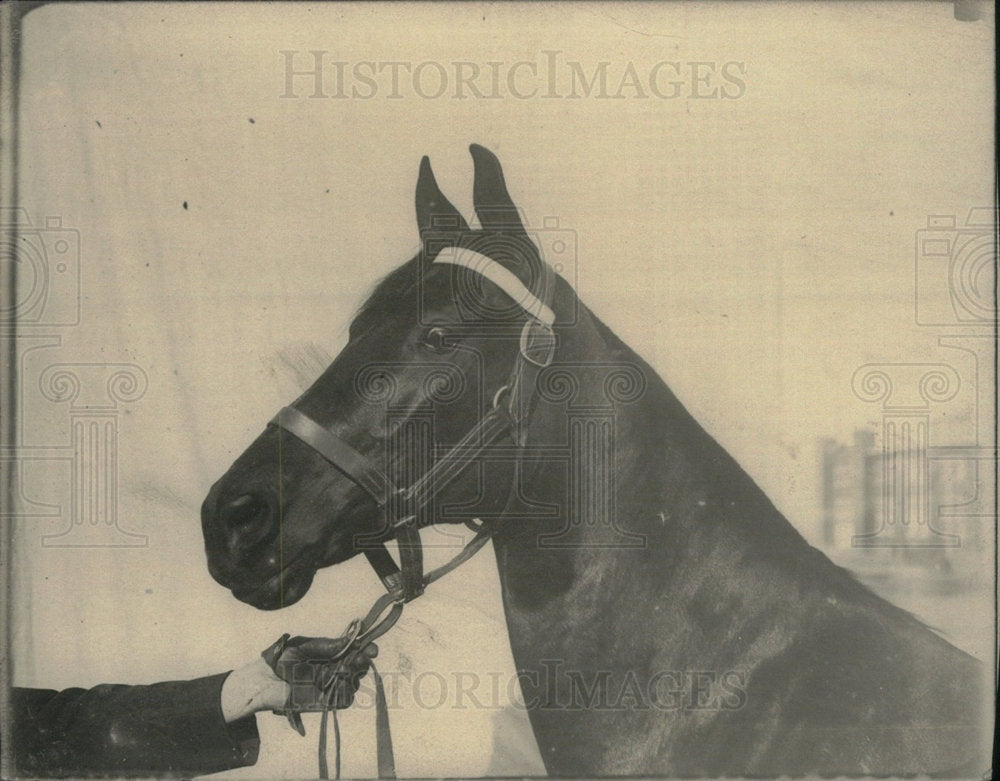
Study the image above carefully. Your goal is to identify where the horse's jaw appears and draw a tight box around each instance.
[210,554,319,611]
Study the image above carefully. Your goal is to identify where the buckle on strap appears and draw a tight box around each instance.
[519,318,556,368]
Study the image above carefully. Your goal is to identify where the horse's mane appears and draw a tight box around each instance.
[580,294,945,641]
[348,256,422,336]
[354,255,940,646]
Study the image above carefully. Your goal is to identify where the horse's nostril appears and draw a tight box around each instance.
[228,494,255,511]
[218,493,271,531]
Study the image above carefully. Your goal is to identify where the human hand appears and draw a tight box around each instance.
[261,634,379,735]
[220,635,377,728]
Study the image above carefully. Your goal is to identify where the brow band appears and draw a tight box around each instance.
[433,246,556,326]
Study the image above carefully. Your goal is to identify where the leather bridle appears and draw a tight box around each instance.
[267,249,556,779]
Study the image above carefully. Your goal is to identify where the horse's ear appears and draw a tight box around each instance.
[470,144,526,234]
[416,156,468,257]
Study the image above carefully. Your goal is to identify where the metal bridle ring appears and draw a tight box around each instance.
[491,384,511,410]
[330,619,362,661]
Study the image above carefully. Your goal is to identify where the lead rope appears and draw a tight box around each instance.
[317,660,394,780]
[308,524,494,779]
[304,592,403,779]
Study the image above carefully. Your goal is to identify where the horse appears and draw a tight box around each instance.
[201,145,987,776]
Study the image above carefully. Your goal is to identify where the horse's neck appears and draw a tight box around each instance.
[490,299,824,668]
[484,294,984,776]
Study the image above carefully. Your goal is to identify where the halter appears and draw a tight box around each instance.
[268,248,556,778]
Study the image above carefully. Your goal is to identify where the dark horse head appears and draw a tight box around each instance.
[202,144,563,609]
[202,146,987,776]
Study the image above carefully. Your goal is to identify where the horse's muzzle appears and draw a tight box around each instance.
[202,484,280,579]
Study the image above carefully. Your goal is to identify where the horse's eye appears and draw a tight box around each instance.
[421,326,451,353]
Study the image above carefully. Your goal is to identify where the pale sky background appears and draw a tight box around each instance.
[9,3,995,777]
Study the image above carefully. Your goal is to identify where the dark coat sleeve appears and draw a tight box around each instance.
[9,672,260,778]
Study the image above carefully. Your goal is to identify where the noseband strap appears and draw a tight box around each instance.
[270,406,397,507]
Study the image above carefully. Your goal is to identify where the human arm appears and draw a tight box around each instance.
[9,635,377,777]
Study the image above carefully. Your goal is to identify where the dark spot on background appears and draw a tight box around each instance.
[248,117,255,124]
[183,201,188,210]
[95,120,102,129]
